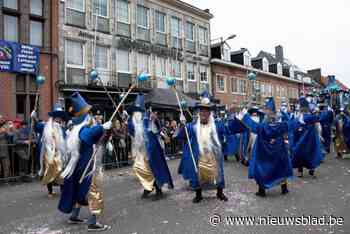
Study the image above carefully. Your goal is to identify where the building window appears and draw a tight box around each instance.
[66,40,84,67]
[198,26,208,56]
[95,45,109,70]
[137,5,150,41]
[171,60,181,79]
[117,0,129,23]
[186,22,195,52]
[243,51,251,66]
[187,63,195,81]
[93,0,108,17]
[156,57,167,77]
[200,65,208,83]
[137,53,150,74]
[216,75,226,92]
[277,63,283,76]
[4,15,18,42]
[171,17,182,49]
[116,49,130,73]
[262,58,269,72]
[3,0,18,10]
[155,11,166,45]
[232,78,246,94]
[66,0,85,12]
[30,0,43,16]
[15,75,39,121]
[30,21,43,47]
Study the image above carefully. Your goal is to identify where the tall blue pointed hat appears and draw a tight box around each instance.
[69,92,92,117]
[264,97,276,113]
[48,102,69,120]
[196,90,215,110]
[128,93,146,113]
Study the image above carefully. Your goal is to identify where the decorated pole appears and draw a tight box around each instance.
[89,69,118,109]
[166,76,198,173]
[79,72,150,183]
[108,72,149,122]
[29,75,46,176]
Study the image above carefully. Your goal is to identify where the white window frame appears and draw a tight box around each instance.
[65,39,85,69]
[186,21,195,42]
[137,53,150,74]
[198,26,208,45]
[93,0,109,18]
[199,65,208,83]
[137,5,150,30]
[171,60,182,80]
[243,51,251,66]
[186,63,196,82]
[277,63,283,76]
[66,0,85,13]
[116,0,130,24]
[216,74,226,93]
[95,45,109,70]
[155,11,166,34]
[156,56,167,78]
[4,14,19,42]
[30,0,43,16]
[116,49,131,73]
[171,16,182,39]
[262,57,269,72]
[30,20,43,47]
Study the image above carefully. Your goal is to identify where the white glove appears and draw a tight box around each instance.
[180,114,186,124]
[31,110,37,119]
[236,108,247,120]
[103,121,112,130]
[298,113,305,124]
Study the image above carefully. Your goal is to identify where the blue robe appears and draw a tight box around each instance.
[239,130,250,161]
[320,110,334,153]
[128,116,174,189]
[243,115,294,189]
[290,114,324,170]
[34,122,45,162]
[336,114,350,149]
[176,118,245,189]
[58,125,104,214]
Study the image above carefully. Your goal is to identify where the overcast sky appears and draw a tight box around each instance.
[183,0,350,87]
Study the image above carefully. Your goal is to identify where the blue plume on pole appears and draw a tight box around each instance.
[166,76,176,87]
[35,75,46,86]
[180,100,188,109]
[138,72,150,82]
[247,71,257,81]
[89,69,99,81]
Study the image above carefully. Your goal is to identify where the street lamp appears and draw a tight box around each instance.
[220,34,237,60]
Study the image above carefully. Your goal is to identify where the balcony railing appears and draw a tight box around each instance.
[199,44,209,56]
[66,8,86,28]
[156,32,167,46]
[116,21,130,37]
[137,27,150,41]
[186,40,195,53]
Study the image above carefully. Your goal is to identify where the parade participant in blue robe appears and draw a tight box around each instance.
[238,97,294,197]
[319,102,334,154]
[335,107,350,158]
[241,106,264,167]
[290,96,325,178]
[31,103,69,197]
[58,92,112,232]
[127,94,174,200]
[175,91,246,203]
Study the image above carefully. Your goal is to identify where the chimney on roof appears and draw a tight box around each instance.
[275,45,284,63]
[204,9,210,13]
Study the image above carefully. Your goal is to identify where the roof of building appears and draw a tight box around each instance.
[230,48,249,56]
[163,0,214,20]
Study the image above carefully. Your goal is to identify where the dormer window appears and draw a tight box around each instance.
[243,51,251,66]
[262,57,269,72]
[277,62,283,75]
[290,66,295,78]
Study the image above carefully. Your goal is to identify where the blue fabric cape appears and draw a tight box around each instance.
[243,115,294,189]
[128,116,174,189]
[320,110,334,153]
[58,125,104,214]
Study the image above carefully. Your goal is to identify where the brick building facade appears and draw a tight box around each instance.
[0,0,59,121]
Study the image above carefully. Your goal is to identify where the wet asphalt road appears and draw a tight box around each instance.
[0,153,349,234]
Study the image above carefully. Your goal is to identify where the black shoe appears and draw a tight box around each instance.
[224,155,228,161]
[152,190,164,201]
[235,154,240,162]
[192,189,203,203]
[309,170,316,177]
[87,223,110,232]
[141,190,152,199]
[255,187,266,197]
[297,168,303,178]
[281,183,289,195]
[68,217,87,224]
[216,188,228,201]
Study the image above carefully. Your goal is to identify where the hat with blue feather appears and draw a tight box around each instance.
[127,93,146,113]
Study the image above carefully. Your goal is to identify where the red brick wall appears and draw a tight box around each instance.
[212,63,300,109]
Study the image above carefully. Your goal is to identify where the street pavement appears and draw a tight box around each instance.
[0,153,349,234]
